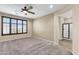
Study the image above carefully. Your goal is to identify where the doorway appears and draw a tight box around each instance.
[58,11,72,52]
[59,22,72,52]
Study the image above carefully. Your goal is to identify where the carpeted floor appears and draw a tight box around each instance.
[0,37,72,55]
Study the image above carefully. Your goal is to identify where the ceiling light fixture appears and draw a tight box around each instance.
[49,5,53,9]
[21,5,35,15]
[23,11,27,13]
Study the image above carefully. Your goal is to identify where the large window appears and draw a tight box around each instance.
[18,20,22,33]
[23,21,27,33]
[3,17,10,34]
[62,23,72,39]
[11,19,17,34]
[2,16,27,35]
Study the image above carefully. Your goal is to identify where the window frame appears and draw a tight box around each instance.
[62,23,72,39]
[1,16,28,36]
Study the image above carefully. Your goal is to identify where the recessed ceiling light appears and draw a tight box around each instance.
[49,5,53,9]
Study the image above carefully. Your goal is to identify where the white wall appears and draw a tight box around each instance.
[53,14,60,44]
[72,5,79,54]
[33,14,54,41]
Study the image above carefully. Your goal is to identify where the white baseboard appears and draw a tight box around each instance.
[32,36,60,46]
[53,41,59,45]
[33,36,53,43]
[72,51,79,55]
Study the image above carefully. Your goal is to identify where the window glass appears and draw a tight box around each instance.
[18,20,22,33]
[3,17,10,34]
[11,19,17,33]
[23,21,27,33]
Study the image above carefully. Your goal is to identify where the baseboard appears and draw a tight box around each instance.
[53,41,59,45]
[72,51,79,55]
[33,36,53,43]
[0,36,31,43]
[32,36,60,46]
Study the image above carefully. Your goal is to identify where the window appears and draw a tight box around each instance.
[18,20,22,33]
[23,21,27,33]
[11,19,17,34]
[62,23,72,39]
[3,17,10,34]
[2,16,27,35]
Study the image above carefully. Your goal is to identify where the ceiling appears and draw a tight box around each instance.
[59,10,72,18]
[0,4,68,19]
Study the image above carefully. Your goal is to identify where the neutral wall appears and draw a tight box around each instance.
[72,5,79,54]
[0,13,33,42]
[33,14,54,41]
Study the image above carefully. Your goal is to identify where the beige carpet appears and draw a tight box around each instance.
[0,37,72,55]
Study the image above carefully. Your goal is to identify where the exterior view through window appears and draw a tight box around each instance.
[2,16,27,35]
